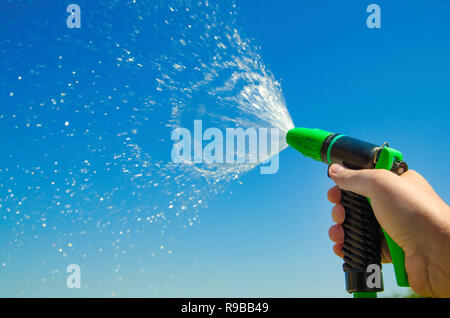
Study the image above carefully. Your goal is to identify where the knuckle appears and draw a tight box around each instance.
[367,169,391,190]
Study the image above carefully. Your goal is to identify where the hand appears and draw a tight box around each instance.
[327,164,450,298]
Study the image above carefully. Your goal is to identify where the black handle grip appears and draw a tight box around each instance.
[341,190,384,293]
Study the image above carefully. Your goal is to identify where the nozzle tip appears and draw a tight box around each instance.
[286,127,332,162]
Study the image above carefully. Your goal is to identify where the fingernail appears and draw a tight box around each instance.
[330,164,343,175]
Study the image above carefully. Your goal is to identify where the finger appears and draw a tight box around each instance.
[327,186,341,204]
[333,243,344,258]
[328,224,344,243]
[331,204,345,224]
[328,164,393,198]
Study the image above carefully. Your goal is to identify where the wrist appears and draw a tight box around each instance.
[410,204,450,297]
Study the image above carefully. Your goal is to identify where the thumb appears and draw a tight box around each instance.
[328,164,389,198]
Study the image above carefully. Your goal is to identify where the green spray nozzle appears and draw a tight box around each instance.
[286,127,409,298]
[286,127,331,162]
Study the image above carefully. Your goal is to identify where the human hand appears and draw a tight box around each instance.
[327,164,450,298]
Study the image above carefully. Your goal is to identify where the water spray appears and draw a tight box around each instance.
[286,127,409,298]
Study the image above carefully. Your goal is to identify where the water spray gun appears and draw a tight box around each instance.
[286,127,409,298]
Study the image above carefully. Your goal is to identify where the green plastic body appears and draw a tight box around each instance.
[354,291,377,298]
[353,147,409,298]
[286,128,409,297]
[286,128,331,162]
[374,147,409,287]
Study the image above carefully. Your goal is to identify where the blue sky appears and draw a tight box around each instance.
[0,0,449,297]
